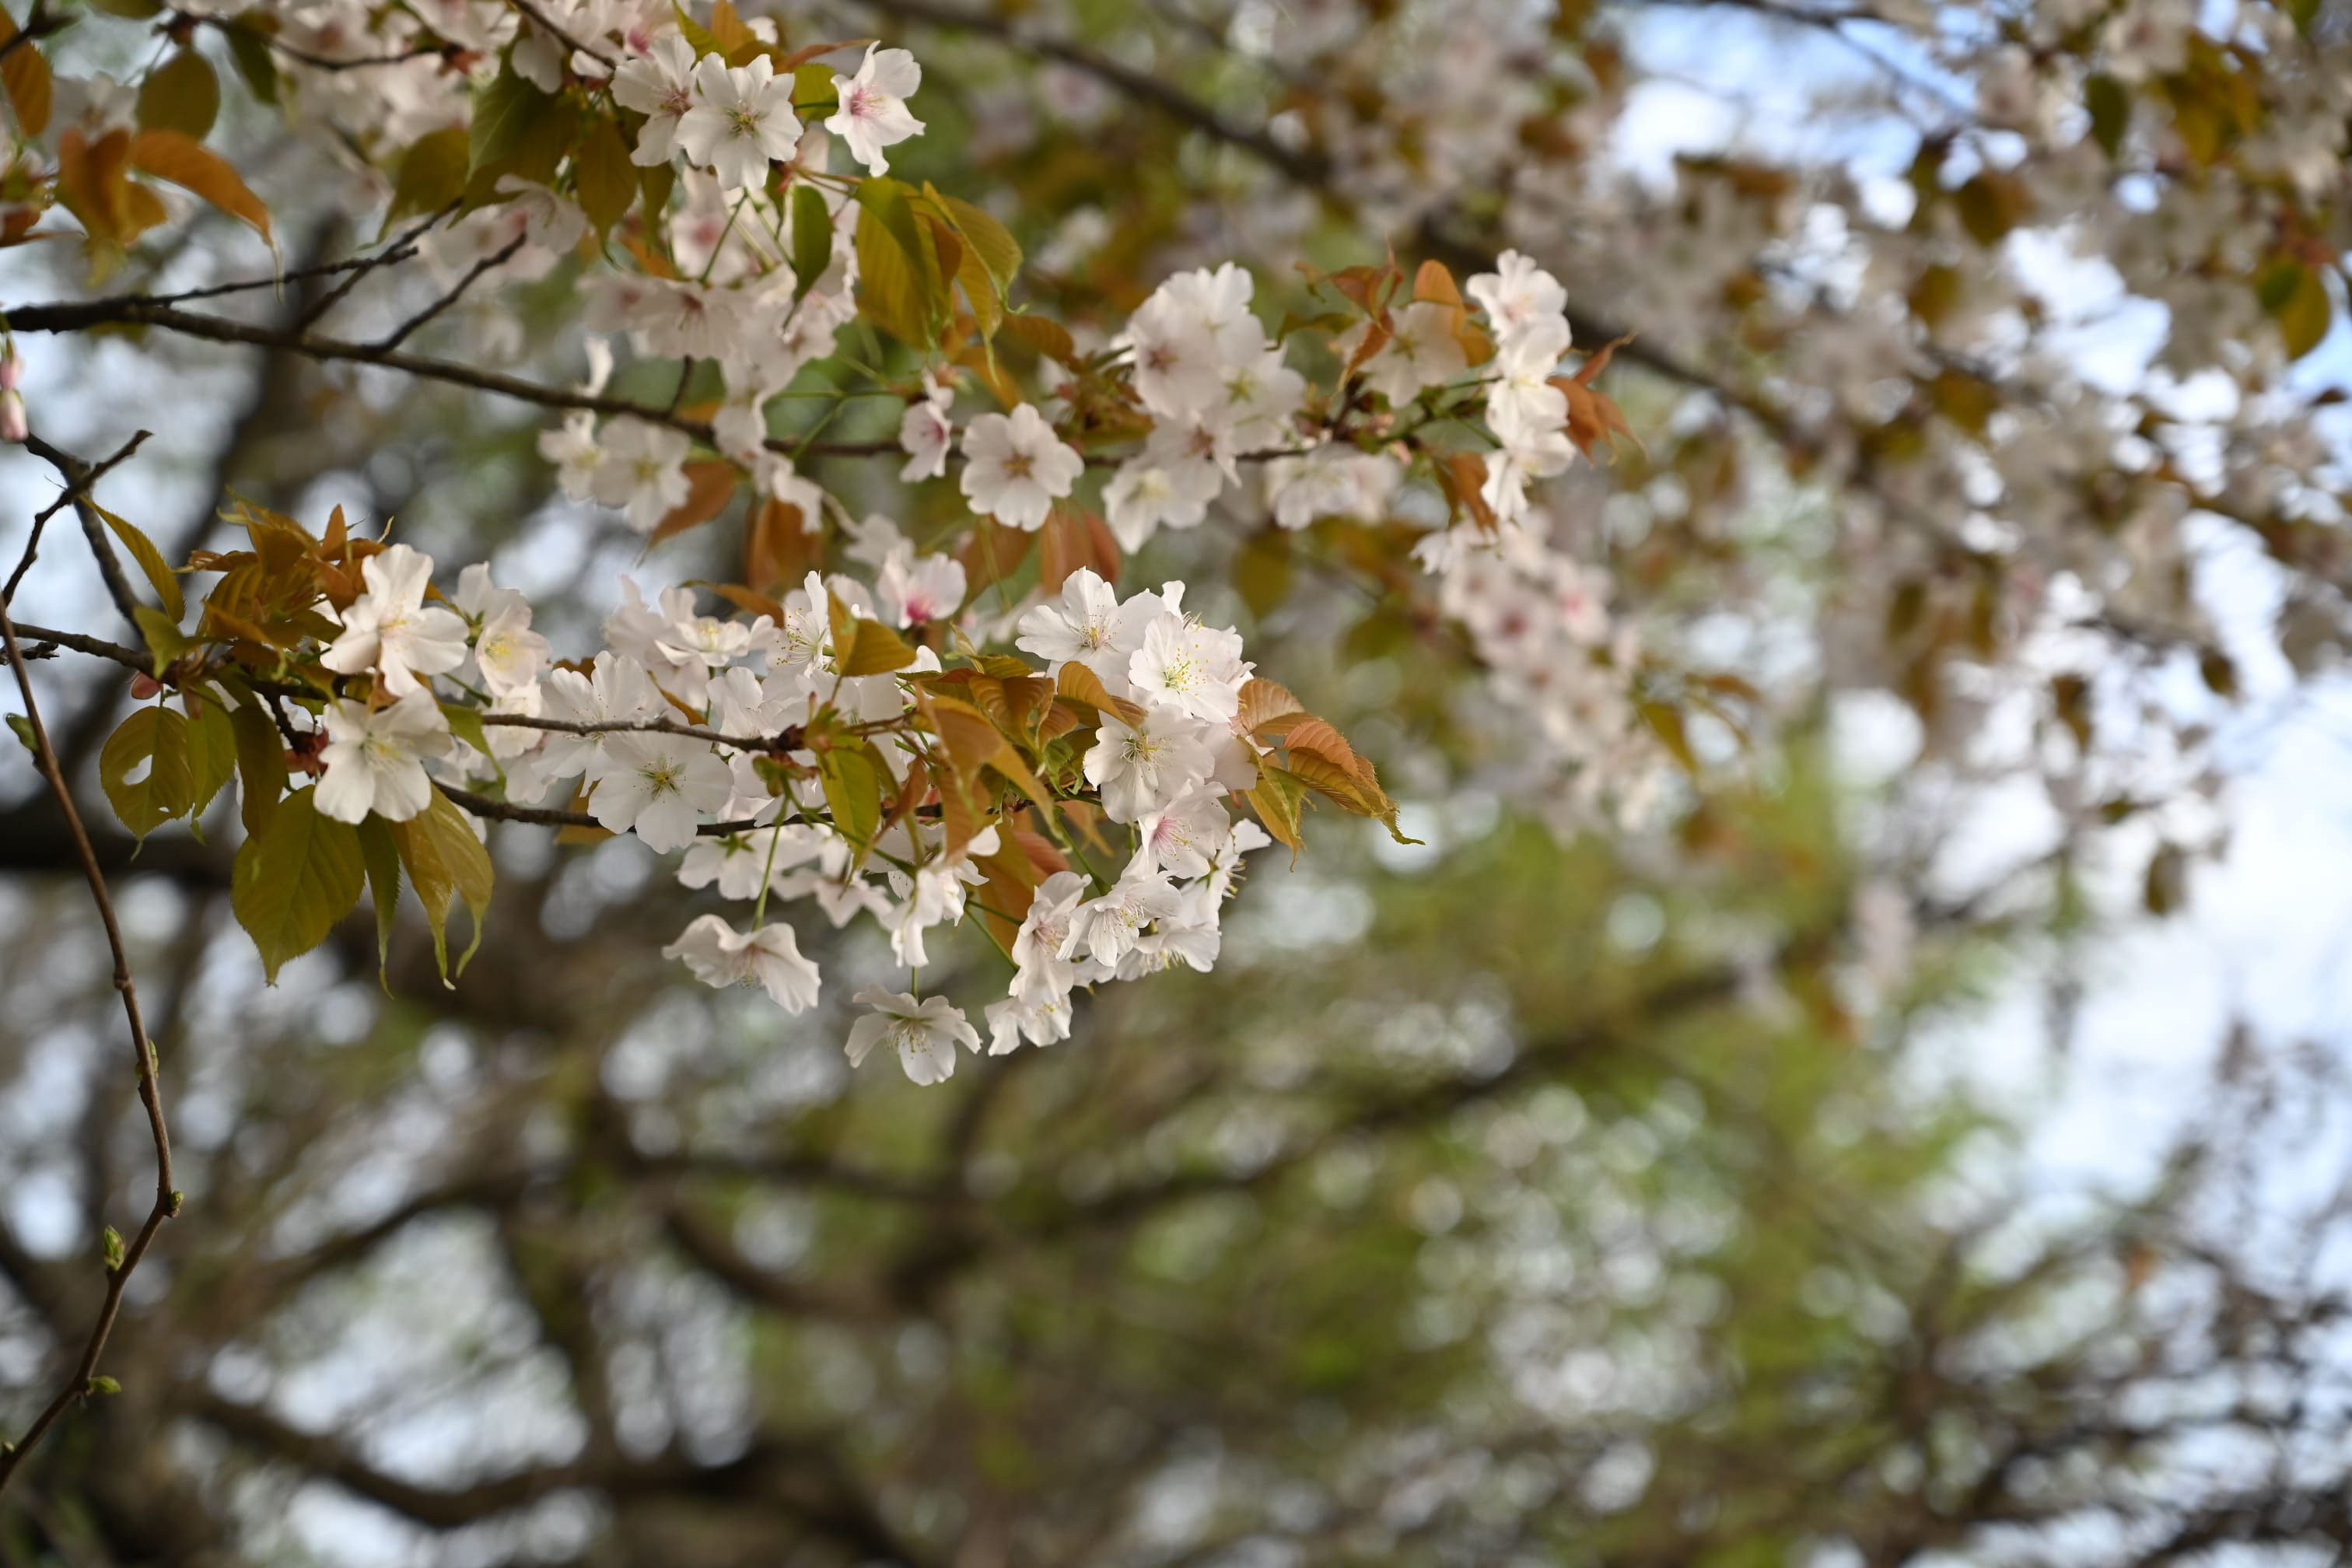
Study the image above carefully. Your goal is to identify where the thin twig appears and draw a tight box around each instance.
[5,429,151,604]
[294,206,457,332]
[18,433,148,633]
[506,0,614,69]
[2,298,901,462]
[0,595,178,1497]
[374,234,528,352]
[436,782,768,837]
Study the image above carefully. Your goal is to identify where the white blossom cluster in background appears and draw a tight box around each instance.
[306,534,1277,1085]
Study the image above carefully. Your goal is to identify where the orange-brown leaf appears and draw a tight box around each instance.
[127,128,271,242]
[649,460,739,544]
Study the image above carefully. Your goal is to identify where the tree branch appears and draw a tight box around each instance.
[0,593,178,1496]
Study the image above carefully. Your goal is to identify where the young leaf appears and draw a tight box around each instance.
[818,743,885,856]
[838,617,919,677]
[357,815,402,986]
[232,787,365,983]
[100,707,194,838]
[137,49,220,141]
[182,691,237,821]
[392,789,494,982]
[385,125,469,233]
[574,114,636,236]
[0,9,52,138]
[93,503,185,621]
[225,688,289,838]
[789,180,833,301]
[1247,764,1308,864]
[128,130,272,243]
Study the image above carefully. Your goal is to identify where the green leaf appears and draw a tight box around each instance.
[573,113,635,236]
[392,789,494,982]
[927,185,1020,296]
[221,15,278,103]
[789,180,832,303]
[386,124,469,233]
[790,60,836,116]
[468,68,571,185]
[673,1,721,61]
[838,617,918,677]
[131,605,189,674]
[93,502,184,621]
[2085,73,2129,159]
[639,157,675,229]
[225,689,288,839]
[439,700,490,758]
[852,177,940,348]
[818,743,884,857]
[232,787,365,983]
[182,690,237,821]
[137,48,219,141]
[2270,264,2333,360]
[101,708,194,839]
[6,713,34,754]
[101,1225,124,1271]
[357,814,402,987]
[1246,764,1308,865]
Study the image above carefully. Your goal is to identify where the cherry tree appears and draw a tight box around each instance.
[1,0,2350,1555]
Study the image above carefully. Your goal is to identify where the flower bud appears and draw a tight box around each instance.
[0,345,22,391]
[0,389,26,444]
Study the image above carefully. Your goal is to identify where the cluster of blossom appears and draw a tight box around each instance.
[303,535,1276,1085]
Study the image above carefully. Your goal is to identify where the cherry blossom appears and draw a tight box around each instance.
[959,404,1083,530]
[661,915,823,1013]
[320,544,469,698]
[827,44,926,176]
[845,987,978,1086]
[676,54,800,191]
[315,690,453,824]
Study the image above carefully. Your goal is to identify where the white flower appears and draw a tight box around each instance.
[959,404,1083,530]
[986,990,1072,1055]
[663,914,823,1013]
[676,53,801,191]
[540,411,601,499]
[1135,781,1232,879]
[590,418,691,533]
[1355,301,1469,406]
[455,563,551,697]
[1118,911,1221,978]
[588,732,733,851]
[316,689,453,824]
[1010,870,1091,1000]
[826,44,925,175]
[1103,430,1224,551]
[1480,424,1576,524]
[1013,569,1160,691]
[1466,250,1568,343]
[1060,863,1182,968]
[1083,705,1216,822]
[845,986,978,1085]
[874,546,967,628]
[612,33,699,166]
[898,376,955,480]
[1129,612,1249,726]
[1263,442,1401,530]
[1486,313,1573,438]
[1122,264,1265,418]
[321,544,470,698]
[536,649,663,784]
